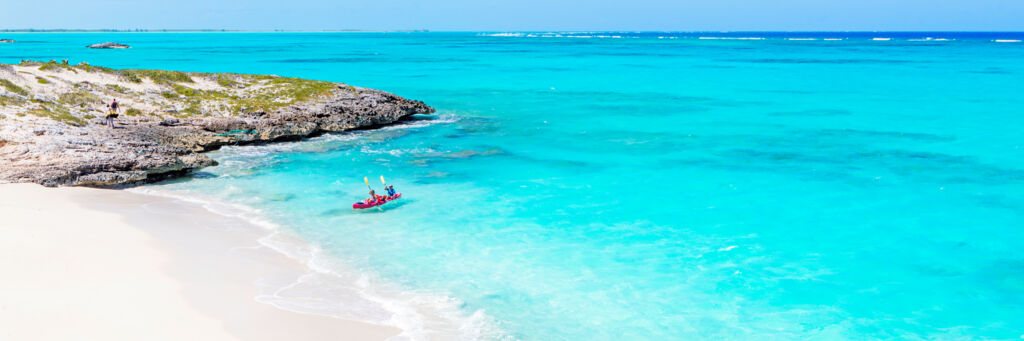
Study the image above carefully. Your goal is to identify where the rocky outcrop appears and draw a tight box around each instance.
[0,63,434,187]
[86,42,130,49]
[0,39,14,43]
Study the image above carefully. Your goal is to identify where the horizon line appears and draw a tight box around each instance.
[3,29,1024,33]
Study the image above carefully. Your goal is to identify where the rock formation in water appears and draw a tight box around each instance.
[0,61,433,186]
[0,39,14,43]
[86,42,131,49]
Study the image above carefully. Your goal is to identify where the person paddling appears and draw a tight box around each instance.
[364,189,383,204]
[353,177,401,209]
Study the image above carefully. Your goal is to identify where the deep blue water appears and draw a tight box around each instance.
[4,32,1024,339]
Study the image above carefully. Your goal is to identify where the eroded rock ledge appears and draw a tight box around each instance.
[0,61,433,186]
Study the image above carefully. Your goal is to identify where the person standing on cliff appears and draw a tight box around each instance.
[105,99,119,128]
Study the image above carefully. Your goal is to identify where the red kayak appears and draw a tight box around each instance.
[353,193,401,209]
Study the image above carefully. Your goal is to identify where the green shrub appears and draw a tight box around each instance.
[36,77,50,84]
[125,108,142,116]
[38,60,77,73]
[174,85,197,97]
[106,84,128,93]
[59,91,103,108]
[118,70,143,83]
[216,76,239,87]
[76,63,116,73]
[123,69,193,84]
[0,79,29,96]
[183,101,202,115]
[27,105,86,126]
[0,95,25,106]
[172,84,228,100]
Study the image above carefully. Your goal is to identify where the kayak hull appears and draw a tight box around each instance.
[353,193,401,209]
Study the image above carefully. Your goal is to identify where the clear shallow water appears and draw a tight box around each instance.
[5,32,1024,339]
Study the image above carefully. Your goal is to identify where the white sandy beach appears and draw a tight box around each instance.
[0,183,399,340]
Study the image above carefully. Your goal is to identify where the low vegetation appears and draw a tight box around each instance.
[216,76,240,87]
[105,84,128,93]
[76,63,116,73]
[121,69,194,84]
[59,91,103,108]
[0,95,26,106]
[37,60,78,73]
[229,75,336,113]
[27,105,86,126]
[4,61,353,126]
[1,79,29,96]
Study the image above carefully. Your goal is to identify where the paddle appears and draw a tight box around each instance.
[376,176,388,211]
[363,176,381,208]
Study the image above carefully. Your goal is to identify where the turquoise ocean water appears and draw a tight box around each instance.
[4,32,1024,339]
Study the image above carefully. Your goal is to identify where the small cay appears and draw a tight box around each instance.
[87,42,130,49]
[0,60,434,187]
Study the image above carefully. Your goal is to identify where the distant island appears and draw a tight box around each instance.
[0,61,433,187]
[87,42,131,49]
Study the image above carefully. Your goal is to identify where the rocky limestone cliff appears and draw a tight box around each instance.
[0,61,433,186]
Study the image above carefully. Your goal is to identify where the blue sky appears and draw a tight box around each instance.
[2,0,1023,31]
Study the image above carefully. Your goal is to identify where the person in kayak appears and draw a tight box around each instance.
[385,185,396,198]
[364,190,383,204]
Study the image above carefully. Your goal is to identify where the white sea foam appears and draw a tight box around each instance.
[123,113,506,340]
[359,146,438,157]
[823,38,844,41]
[479,33,528,37]
[569,35,625,39]
[478,32,631,39]
[994,39,1022,43]
[698,37,765,40]
[872,38,892,41]
[128,184,508,340]
[907,38,953,42]
[786,38,817,41]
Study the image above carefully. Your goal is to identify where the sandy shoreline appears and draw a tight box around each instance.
[0,183,399,340]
